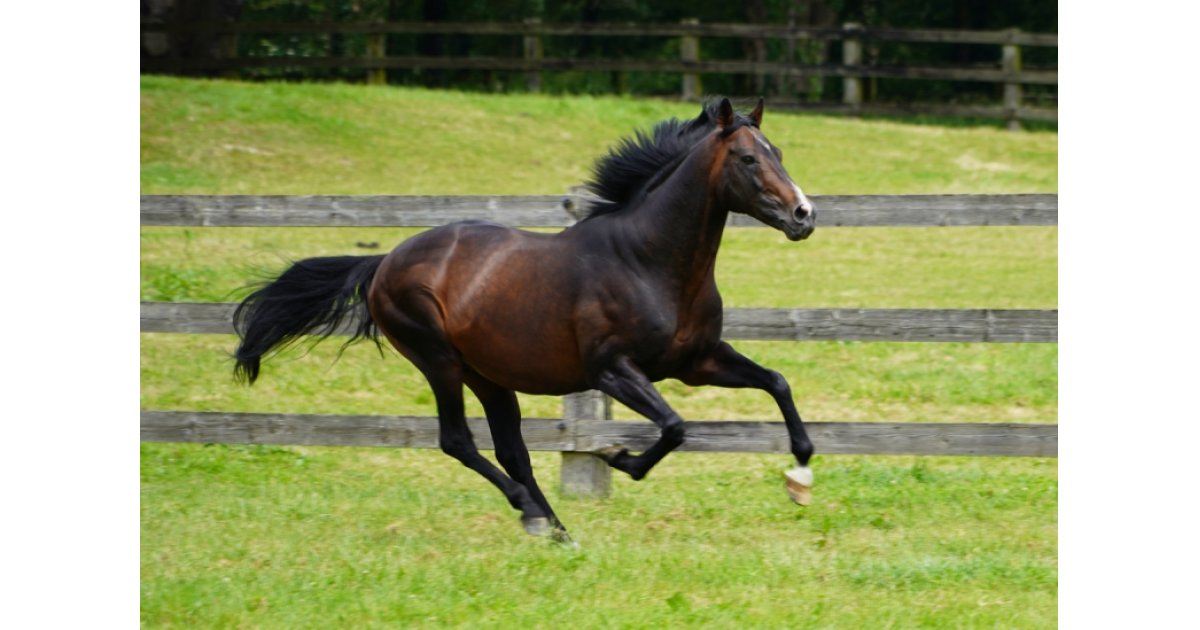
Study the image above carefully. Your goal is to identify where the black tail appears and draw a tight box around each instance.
[233,255,386,384]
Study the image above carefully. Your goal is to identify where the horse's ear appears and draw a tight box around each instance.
[750,98,764,127]
[716,98,735,128]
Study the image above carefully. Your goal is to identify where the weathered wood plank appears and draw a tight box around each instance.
[723,308,1058,343]
[140,20,840,38]
[854,27,1057,47]
[728,194,1058,227]
[560,391,612,497]
[141,302,237,334]
[141,194,1058,228]
[141,302,1058,343]
[575,420,1058,457]
[766,101,1057,123]
[140,410,575,450]
[145,55,1058,85]
[142,21,1056,47]
[851,64,1055,85]
[141,410,1057,457]
[139,195,578,228]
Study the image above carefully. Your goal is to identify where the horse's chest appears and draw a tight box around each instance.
[636,300,723,377]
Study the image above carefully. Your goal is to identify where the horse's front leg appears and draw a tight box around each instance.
[680,341,815,505]
[590,356,686,481]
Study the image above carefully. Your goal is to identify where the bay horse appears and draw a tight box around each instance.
[232,98,817,542]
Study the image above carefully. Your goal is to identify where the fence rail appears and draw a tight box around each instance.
[142,411,1057,458]
[141,193,1059,496]
[140,20,1057,127]
[146,55,1057,86]
[141,21,1058,46]
[143,302,1057,344]
[141,194,1058,227]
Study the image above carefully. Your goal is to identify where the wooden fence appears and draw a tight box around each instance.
[139,20,1056,129]
[140,193,1058,497]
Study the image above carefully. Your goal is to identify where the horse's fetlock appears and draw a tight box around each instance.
[793,439,814,466]
[662,417,686,445]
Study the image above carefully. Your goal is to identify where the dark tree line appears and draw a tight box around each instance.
[142,0,1056,105]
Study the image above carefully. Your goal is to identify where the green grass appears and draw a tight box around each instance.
[141,76,1057,196]
[142,334,1055,424]
[141,77,1057,628]
[143,444,1056,629]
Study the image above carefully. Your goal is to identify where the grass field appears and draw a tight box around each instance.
[141,76,1057,627]
[141,77,1056,196]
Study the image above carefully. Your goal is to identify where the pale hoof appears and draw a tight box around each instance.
[785,466,813,506]
[522,516,553,536]
[593,444,628,462]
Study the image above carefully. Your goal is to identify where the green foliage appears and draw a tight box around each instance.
[167,0,1057,104]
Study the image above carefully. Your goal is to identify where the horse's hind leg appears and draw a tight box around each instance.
[590,356,686,481]
[465,374,570,542]
[423,365,554,533]
[371,302,547,535]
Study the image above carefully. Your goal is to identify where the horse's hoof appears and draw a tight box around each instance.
[550,527,579,549]
[785,466,813,506]
[594,445,629,463]
[522,516,553,536]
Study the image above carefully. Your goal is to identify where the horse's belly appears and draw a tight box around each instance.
[450,314,588,395]
[460,343,588,395]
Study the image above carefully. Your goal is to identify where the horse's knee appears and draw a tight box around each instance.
[662,416,686,447]
[439,436,475,462]
[766,370,793,398]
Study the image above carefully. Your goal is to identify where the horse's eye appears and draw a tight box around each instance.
[741,155,757,165]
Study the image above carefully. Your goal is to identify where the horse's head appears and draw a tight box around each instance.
[708,98,815,241]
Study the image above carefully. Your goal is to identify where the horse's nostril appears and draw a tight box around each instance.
[794,205,813,221]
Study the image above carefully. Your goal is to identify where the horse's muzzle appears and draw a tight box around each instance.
[785,205,816,241]
[784,223,815,241]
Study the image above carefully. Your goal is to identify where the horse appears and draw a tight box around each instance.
[232,98,817,542]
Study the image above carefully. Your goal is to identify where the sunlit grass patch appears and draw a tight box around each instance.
[141,76,1056,196]
[142,444,1056,628]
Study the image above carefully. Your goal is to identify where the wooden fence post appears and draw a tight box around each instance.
[680,18,701,101]
[166,5,185,76]
[217,27,239,80]
[560,390,612,498]
[523,18,543,93]
[779,6,798,98]
[1002,29,1023,131]
[842,22,863,111]
[366,26,386,86]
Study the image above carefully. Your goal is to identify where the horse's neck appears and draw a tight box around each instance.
[624,146,729,295]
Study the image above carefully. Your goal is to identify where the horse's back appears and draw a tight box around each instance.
[371,220,590,394]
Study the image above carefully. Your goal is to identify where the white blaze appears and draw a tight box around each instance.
[793,183,813,216]
[755,133,812,216]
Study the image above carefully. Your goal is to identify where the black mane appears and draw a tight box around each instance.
[583,98,755,219]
